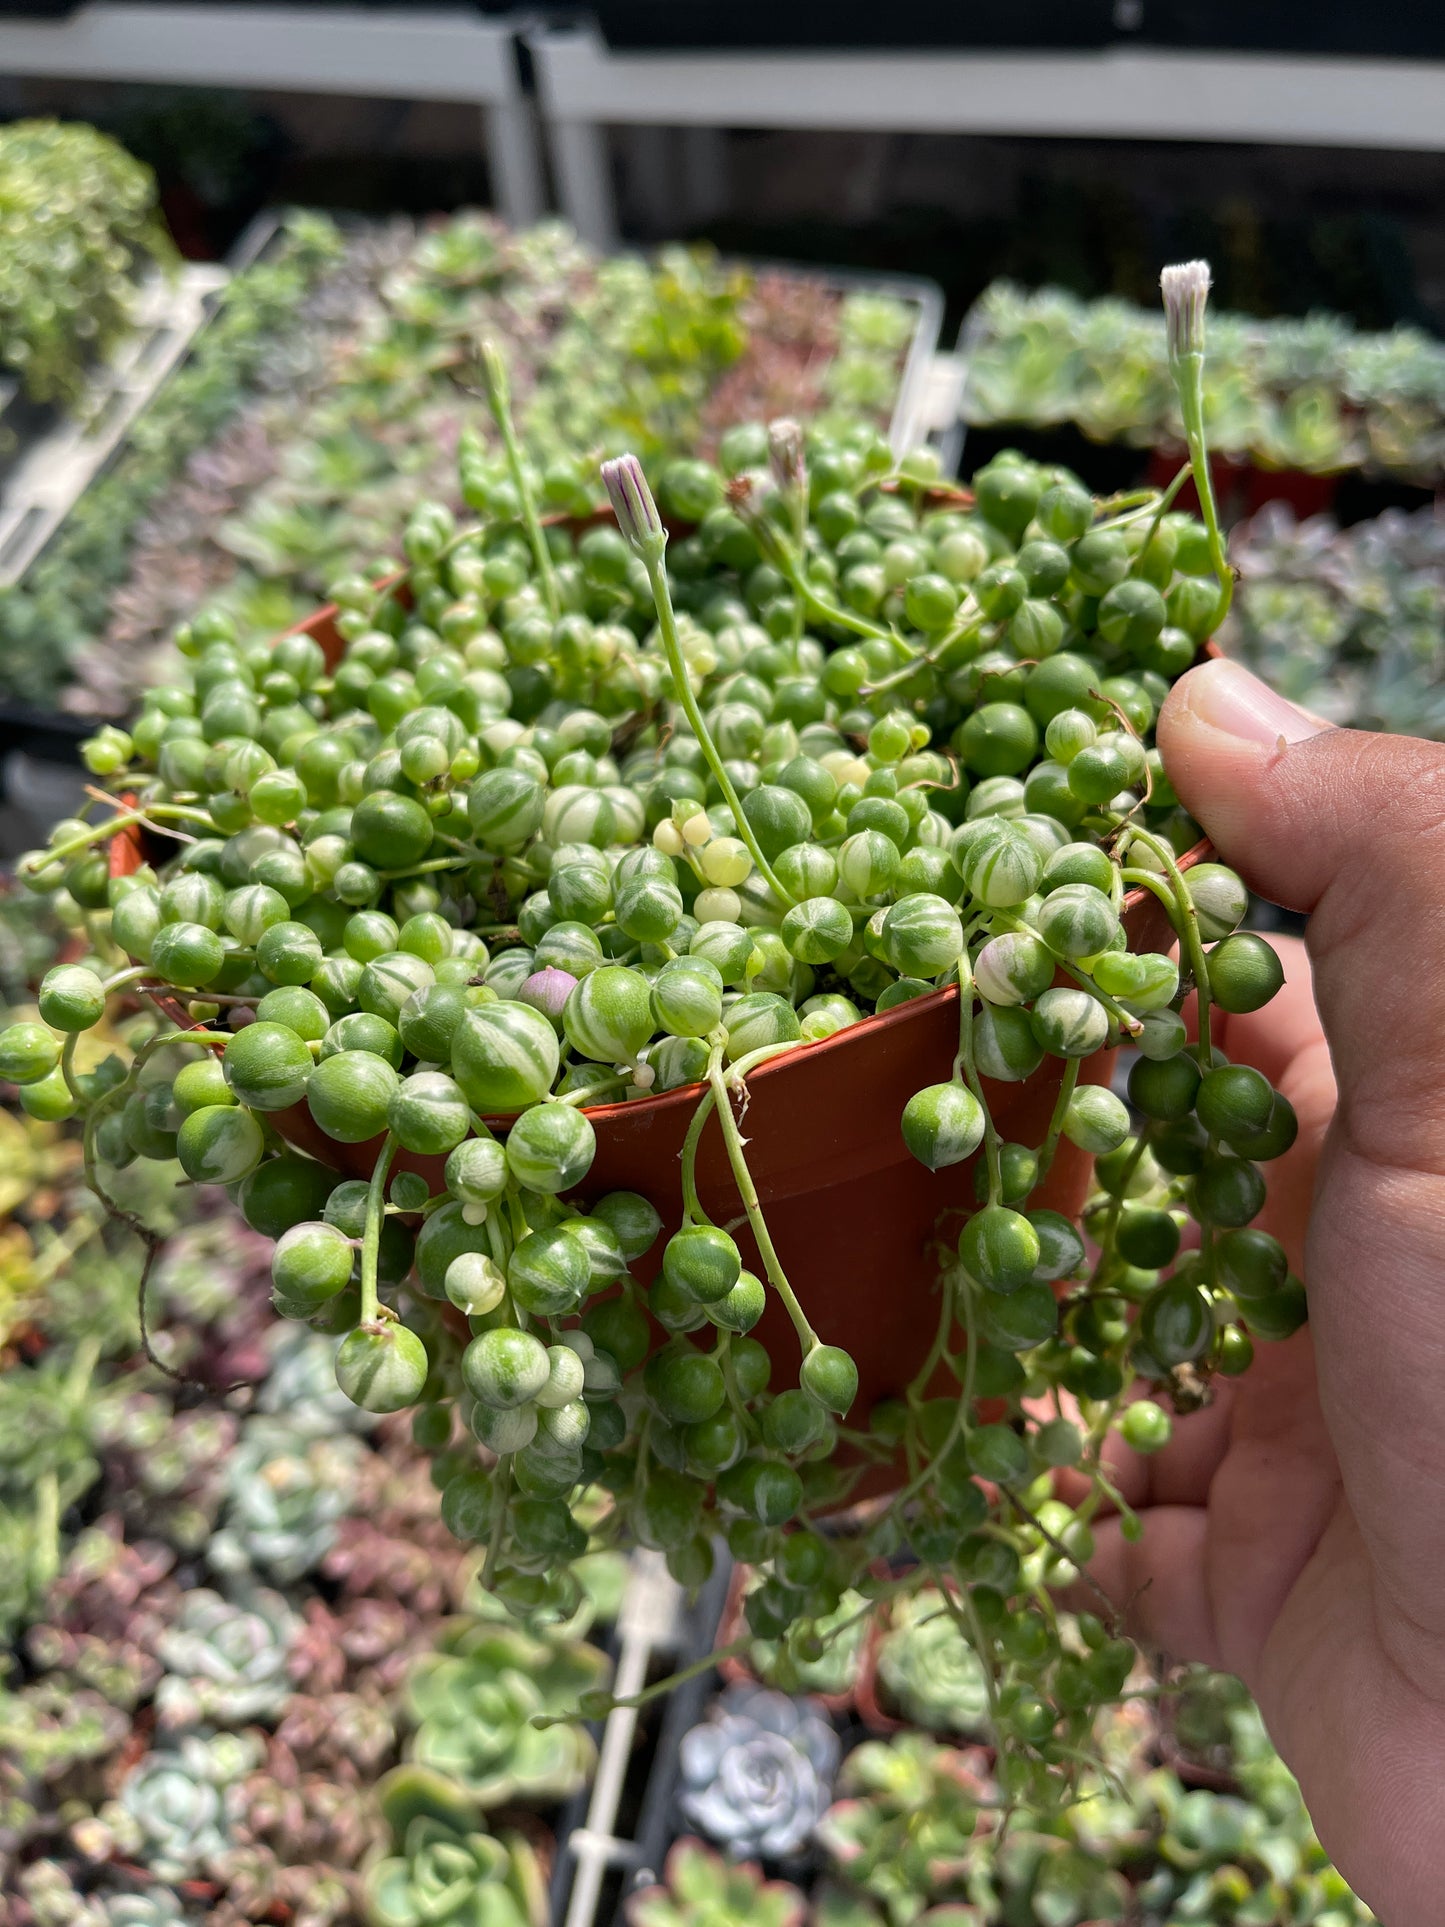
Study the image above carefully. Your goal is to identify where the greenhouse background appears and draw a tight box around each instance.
[0,8,1441,1926]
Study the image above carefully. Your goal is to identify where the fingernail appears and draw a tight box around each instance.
[1181,658,1332,749]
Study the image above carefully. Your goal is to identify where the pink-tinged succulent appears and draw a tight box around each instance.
[627,1837,808,1927]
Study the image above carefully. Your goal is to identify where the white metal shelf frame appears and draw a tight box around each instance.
[0,3,546,228]
[530,18,1445,247]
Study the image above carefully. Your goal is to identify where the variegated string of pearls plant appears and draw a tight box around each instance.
[0,262,1301,1804]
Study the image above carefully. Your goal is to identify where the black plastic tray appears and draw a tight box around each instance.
[586,2,1113,48]
[1128,1,1445,57]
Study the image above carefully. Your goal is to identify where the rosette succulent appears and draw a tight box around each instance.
[254,1325,379,1438]
[747,1585,869,1700]
[113,1730,262,1882]
[875,1590,990,1736]
[366,1770,547,1927]
[152,1584,299,1728]
[207,1416,365,1582]
[1226,500,1445,737]
[627,1838,808,1927]
[816,1735,987,1926]
[678,1683,839,1859]
[391,1613,608,1809]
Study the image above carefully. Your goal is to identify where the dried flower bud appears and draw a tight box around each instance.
[768,416,806,495]
[601,453,666,556]
[1160,259,1211,360]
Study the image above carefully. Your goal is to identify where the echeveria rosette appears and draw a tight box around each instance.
[392,1616,608,1809]
[875,1589,990,1737]
[678,1684,840,1860]
[113,1730,263,1883]
[206,1416,364,1583]
[627,1838,808,1927]
[365,1775,548,1927]
[152,1584,299,1729]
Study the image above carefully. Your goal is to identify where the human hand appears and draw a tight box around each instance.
[1090,655,1445,1922]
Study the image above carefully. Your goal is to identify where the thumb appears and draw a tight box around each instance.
[1158,655,1445,1172]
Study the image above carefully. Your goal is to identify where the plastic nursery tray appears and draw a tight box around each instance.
[718,253,945,458]
[828,264,945,460]
[547,1551,733,1927]
[0,377,62,493]
[4,211,942,626]
[940,308,1195,496]
[0,262,229,591]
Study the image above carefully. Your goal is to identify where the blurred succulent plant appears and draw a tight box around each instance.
[100,1894,190,1927]
[0,211,346,708]
[276,1689,397,1773]
[1226,502,1445,737]
[255,1326,379,1438]
[745,1585,869,1701]
[977,1827,1133,1927]
[627,1837,808,1927]
[0,1669,130,1851]
[0,1343,106,1638]
[94,1394,236,1557]
[12,1860,112,1927]
[678,1683,839,1860]
[874,1590,989,1737]
[817,1704,1375,1927]
[313,1448,461,1619]
[962,280,1445,479]
[207,1415,365,1583]
[217,1735,383,1924]
[816,1734,988,1927]
[0,120,174,406]
[112,1729,263,1882]
[153,1583,299,1729]
[389,1610,608,1810]
[366,1768,547,1927]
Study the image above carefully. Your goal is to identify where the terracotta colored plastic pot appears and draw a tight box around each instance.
[109,522,1212,1429]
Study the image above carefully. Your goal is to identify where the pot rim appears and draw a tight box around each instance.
[120,841,1207,1129]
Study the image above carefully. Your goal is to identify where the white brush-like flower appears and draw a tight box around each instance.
[767,416,806,495]
[1160,259,1211,360]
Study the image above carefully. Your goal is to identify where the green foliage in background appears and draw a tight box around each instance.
[0,119,175,407]
[963,282,1445,480]
[1225,503,1445,737]
[0,211,344,705]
